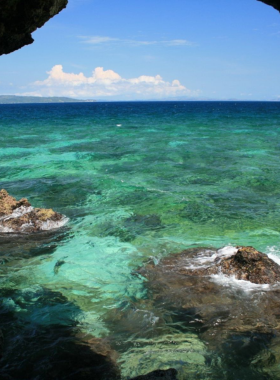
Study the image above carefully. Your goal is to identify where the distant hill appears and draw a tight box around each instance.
[0,95,96,104]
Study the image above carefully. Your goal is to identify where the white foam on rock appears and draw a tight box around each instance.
[184,245,238,270]
[0,225,14,233]
[269,254,280,266]
[217,245,238,258]
[266,246,280,266]
[184,245,280,289]
[40,216,69,231]
[0,206,34,221]
[0,206,69,233]
[210,273,271,292]
[211,246,280,289]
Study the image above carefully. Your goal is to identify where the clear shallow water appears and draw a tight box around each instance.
[1,101,280,378]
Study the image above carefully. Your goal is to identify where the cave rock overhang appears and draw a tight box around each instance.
[0,0,68,55]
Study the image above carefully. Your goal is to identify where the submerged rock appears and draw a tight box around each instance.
[119,333,207,380]
[0,286,120,380]
[124,214,162,231]
[0,189,68,233]
[54,258,67,274]
[137,246,280,368]
[130,369,178,380]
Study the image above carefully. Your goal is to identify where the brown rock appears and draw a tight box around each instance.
[137,246,280,353]
[219,246,280,284]
[34,208,61,221]
[170,246,280,285]
[0,189,31,216]
[0,189,66,233]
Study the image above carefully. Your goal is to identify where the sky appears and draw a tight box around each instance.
[0,0,280,101]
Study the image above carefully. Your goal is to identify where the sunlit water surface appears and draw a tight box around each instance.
[1,101,280,379]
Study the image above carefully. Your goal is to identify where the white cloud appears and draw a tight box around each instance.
[81,36,119,44]
[80,36,195,47]
[165,39,192,46]
[22,65,200,100]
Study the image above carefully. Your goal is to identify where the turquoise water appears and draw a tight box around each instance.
[1,101,280,379]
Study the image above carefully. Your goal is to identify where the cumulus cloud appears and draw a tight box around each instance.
[22,65,200,100]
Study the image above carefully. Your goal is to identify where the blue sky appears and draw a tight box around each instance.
[1,0,280,100]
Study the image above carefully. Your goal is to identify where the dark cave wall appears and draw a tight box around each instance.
[259,0,280,12]
[0,0,68,55]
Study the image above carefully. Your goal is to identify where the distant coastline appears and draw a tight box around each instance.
[1,96,279,104]
[0,95,96,104]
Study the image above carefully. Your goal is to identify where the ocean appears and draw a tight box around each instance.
[1,101,280,379]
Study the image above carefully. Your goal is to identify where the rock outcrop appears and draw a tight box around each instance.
[139,245,280,286]
[218,246,280,283]
[137,246,280,352]
[0,0,68,55]
[190,246,280,284]
[0,189,67,233]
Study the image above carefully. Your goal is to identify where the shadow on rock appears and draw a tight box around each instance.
[0,226,71,263]
[0,286,120,380]
[129,369,178,380]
